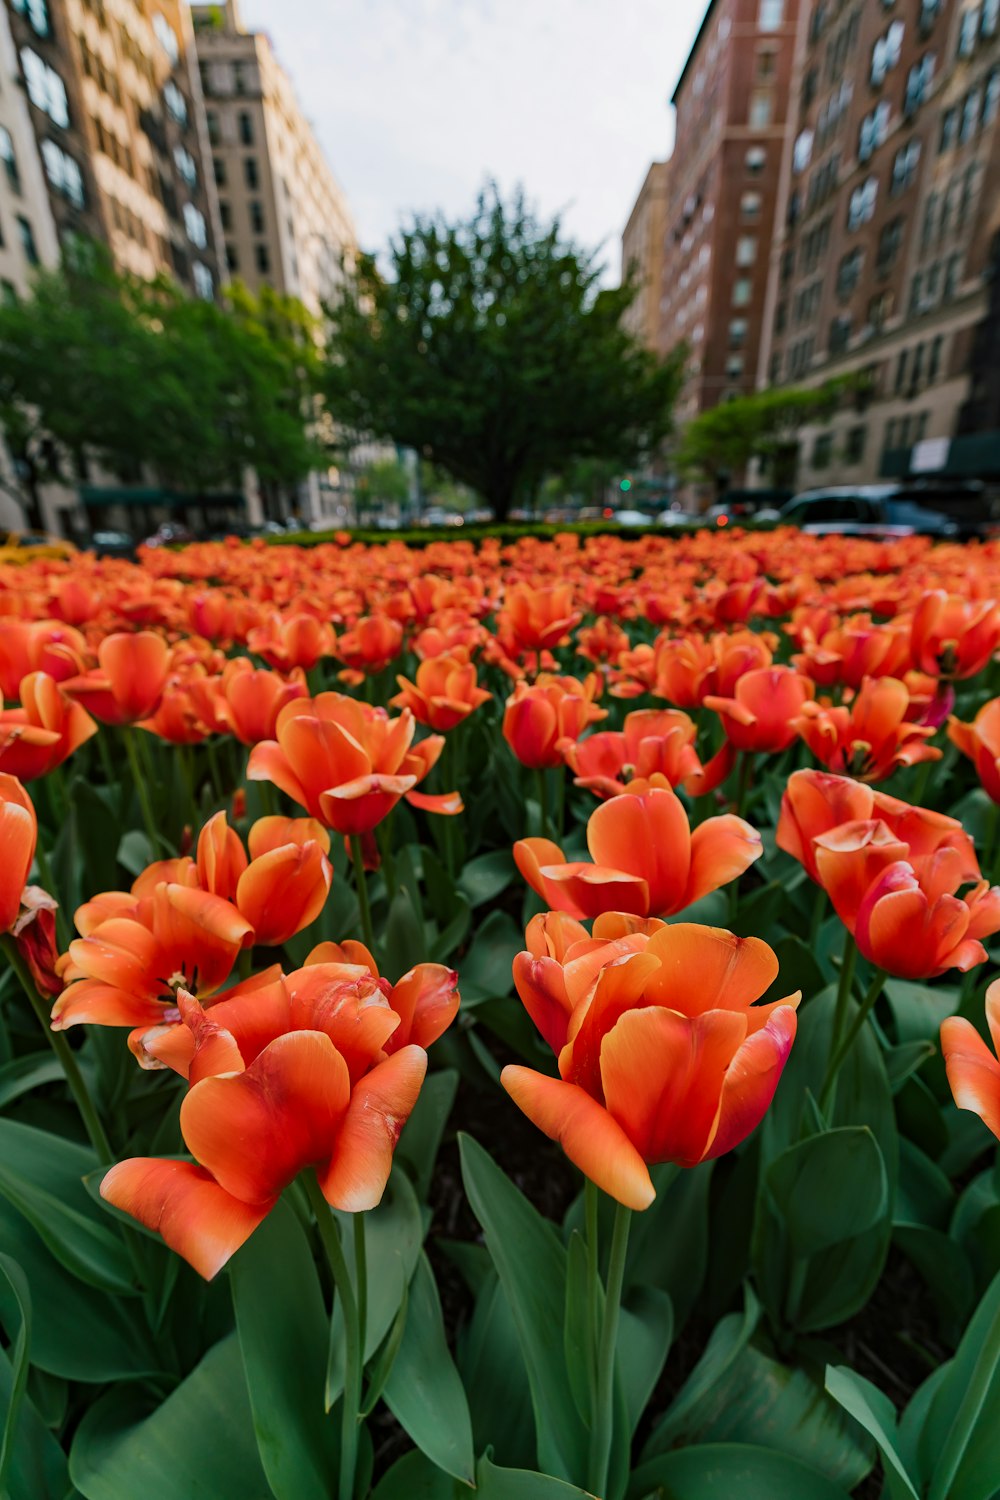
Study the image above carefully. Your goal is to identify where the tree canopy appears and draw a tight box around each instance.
[0,246,321,525]
[322,185,684,521]
[676,384,849,489]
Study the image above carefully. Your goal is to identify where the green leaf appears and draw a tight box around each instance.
[230,1199,338,1500]
[629,1442,853,1498]
[923,1268,1000,1500]
[885,1040,936,1094]
[0,1054,63,1110]
[642,1287,761,1460]
[371,1448,459,1500]
[457,909,522,1004]
[0,1119,134,1296]
[765,1127,887,1258]
[116,829,154,878]
[383,883,428,974]
[476,1453,594,1497]
[628,1162,711,1326]
[459,1134,588,1482]
[458,850,516,907]
[70,1333,269,1499]
[563,1232,593,1426]
[824,1366,920,1500]
[618,1288,673,1439]
[883,979,959,1045]
[383,1251,475,1484]
[0,1253,32,1497]
[0,1346,69,1500]
[457,1271,535,1471]
[397,1068,459,1200]
[326,1166,423,1408]
[360,1281,408,1418]
[893,1225,974,1338]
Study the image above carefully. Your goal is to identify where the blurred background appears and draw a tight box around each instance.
[1,0,999,550]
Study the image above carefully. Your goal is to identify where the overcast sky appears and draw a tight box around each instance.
[237,0,706,282]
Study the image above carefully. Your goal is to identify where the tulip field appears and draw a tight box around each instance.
[4,525,1000,1499]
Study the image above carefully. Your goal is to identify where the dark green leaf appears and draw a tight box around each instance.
[922,1269,1000,1500]
[457,910,522,1004]
[765,1127,887,1258]
[642,1287,760,1460]
[397,1068,458,1200]
[476,1453,594,1497]
[630,1441,853,1498]
[0,1347,69,1500]
[824,1366,920,1500]
[458,850,516,907]
[457,1271,535,1471]
[0,1055,63,1110]
[0,1253,32,1496]
[383,884,427,974]
[618,1288,673,1439]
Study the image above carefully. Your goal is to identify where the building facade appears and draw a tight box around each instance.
[621,159,669,351]
[191,0,356,320]
[761,0,1000,487]
[660,0,801,428]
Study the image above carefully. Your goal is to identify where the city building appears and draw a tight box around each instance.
[621,159,669,351]
[191,0,356,321]
[660,0,801,429]
[760,0,1000,488]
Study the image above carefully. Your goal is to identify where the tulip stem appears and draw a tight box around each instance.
[733,751,754,820]
[829,930,858,1084]
[536,769,549,839]
[1,934,113,1164]
[821,967,886,1113]
[305,1173,362,1500]
[349,835,377,955]
[588,1199,631,1498]
[584,1179,600,1406]
[123,729,161,855]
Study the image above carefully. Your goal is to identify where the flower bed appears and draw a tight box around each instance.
[1,524,999,1500]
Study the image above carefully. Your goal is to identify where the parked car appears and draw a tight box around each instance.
[142,522,195,549]
[777,486,960,539]
[611,509,653,528]
[0,530,77,565]
[87,530,137,560]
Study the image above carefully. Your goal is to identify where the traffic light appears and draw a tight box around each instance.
[620,477,632,493]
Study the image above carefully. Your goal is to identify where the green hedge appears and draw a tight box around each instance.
[265,517,775,549]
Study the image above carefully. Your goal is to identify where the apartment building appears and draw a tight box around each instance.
[621,159,669,351]
[191,0,356,320]
[761,0,1000,486]
[659,0,801,427]
[3,0,223,297]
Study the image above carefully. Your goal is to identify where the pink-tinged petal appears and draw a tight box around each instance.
[405,789,464,815]
[561,933,655,1009]
[305,940,380,977]
[561,951,662,1096]
[176,990,247,1084]
[941,1014,1000,1142]
[987,978,1000,1057]
[386,964,460,1050]
[318,774,416,835]
[685,815,763,907]
[51,979,169,1031]
[246,739,309,809]
[641,923,779,1017]
[540,863,650,920]
[101,1158,271,1280]
[600,1006,748,1167]
[500,1065,655,1210]
[0,796,36,933]
[128,1020,196,1077]
[706,1006,798,1159]
[319,1045,427,1210]
[684,739,737,798]
[180,1030,351,1203]
[286,967,398,1082]
[512,951,575,1054]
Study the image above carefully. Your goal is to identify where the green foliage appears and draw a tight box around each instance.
[322,184,684,519]
[676,383,848,485]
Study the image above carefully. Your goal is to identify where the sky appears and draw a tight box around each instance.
[237,0,707,283]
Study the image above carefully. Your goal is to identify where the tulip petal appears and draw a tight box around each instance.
[642,923,779,1016]
[500,1065,655,1210]
[513,838,567,902]
[387,964,460,1050]
[319,1045,427,1210]
[942,1015,1000,1141]
[247,739,310,809]
[587,788,692,916]
[685,815,763,906]
[180,1030,351,1203]
[405,789,464,815]
[561,951,662,1096]
[286,966,399,1081]
[540,862,650,920]
[0,796,36,933]
[101,1158,271,1280]
[706,1006,798,1159]
[512,951,575,1054]
[51,979,169,1031]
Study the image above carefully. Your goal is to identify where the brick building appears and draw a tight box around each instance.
[621,159,669,351]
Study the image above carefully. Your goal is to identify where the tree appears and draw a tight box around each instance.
[676,384,848,491]
[322,185,684,522]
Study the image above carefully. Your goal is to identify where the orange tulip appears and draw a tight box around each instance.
[562,708,734,799]
[941,979,1000,1142]
[0,620,88,699]
[576,617,630,665]
[911,591,1000,680]
[102,972,428,1277]
[704,665,815,753]
[653,629,774,709]
[0,773,36,934]
[391,653,492,731]
[791,613,912,689]
[949,699,1000,804]
[0,672,98,780]
[236,840,331,947]
[792,677,941,783]
[246,612,337,672]
[513,785,762,919]
[65,632,170,725]
[497,582,582,655]
[502,922,799,1208]
[303,945,460,1053]
[248,692,461,834]
[502,674,606,770]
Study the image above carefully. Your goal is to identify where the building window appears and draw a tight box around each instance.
[193,261,214,300]
[0,128,19,193]
[759,0,784,30]
[868,290,892,328]
[920,0,942,31]
[41,139,84,208]
[213,155,226,186]
[958,6,980,55]
[741,192,762,220]
[729,318,749,347]
[173,145,197,187]
[233,61,248,94]
[733,278,752,307]
[812,433,833,468]
[836,248,864,300]
[984,68,1000,123]
[226,243,238,271]
[183,202,207,248]
[164,81,188,126]
[206,111,221,145]
[255,243,270,274]
[876,216,904,274]
[757,47,777,78]
[891,140,921,195]
[244,157,259,189]
[960,88,981,141]
[845,426,867,464]
[12,0,50,37]
[943,251,963,298]
[871,21,905,86]
[909,273,925,315]
[239,111,254,145]
[250,199,265,233]
[16,216,39,266]
[20,49,69,128]
[726,354,745,379]
[745,146,767,174]
[736,236,757,267]
[927,334,944,383]
[749,90,774,127]
[859,101,891,161]
[904,54,935,117]
[219,200,231,230]
[848,177,878,230]
[153,12,179,63]
[793,128,814,174]
[775,300,787,333]
[940,106,959,152]
[829,315,852,355]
